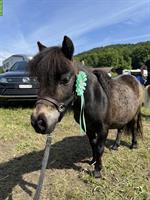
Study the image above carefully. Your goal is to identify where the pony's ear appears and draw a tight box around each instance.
[62,36,74,60]
[37,41,47,52]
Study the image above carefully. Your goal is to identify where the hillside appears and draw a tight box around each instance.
[75,41,150,69]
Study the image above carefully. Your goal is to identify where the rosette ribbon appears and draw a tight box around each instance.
[75,71,87,134]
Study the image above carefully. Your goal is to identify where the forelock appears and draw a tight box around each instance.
[29,47,72,84]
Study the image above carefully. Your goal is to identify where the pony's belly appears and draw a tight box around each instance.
[109,123,127,129]
[109,101,140,129]
[109,111,136,129]
[109,85,140,128]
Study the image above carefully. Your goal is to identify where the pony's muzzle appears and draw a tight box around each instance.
[31,109,60,134]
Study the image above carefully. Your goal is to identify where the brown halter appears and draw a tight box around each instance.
[36,94,75,121]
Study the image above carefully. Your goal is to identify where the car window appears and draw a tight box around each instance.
[10,62,28,72]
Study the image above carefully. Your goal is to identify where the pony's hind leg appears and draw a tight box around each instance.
[130,111,143,149]
[130,122,138,149]
[110,128,123,150]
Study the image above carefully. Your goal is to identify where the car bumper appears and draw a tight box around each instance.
[0,94,37,101]
[0,84,38,101]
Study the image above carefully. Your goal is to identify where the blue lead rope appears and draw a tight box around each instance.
[75,71,87,134]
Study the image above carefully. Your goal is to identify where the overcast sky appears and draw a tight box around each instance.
[0,0,150,64]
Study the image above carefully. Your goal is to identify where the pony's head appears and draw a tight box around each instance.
[29,36,76,134]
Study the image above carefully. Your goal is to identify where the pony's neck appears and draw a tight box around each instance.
[73,65,108,122]
[84,67,107,106]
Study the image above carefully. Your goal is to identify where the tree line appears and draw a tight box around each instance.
[75,41,150,69]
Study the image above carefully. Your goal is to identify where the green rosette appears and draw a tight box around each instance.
[75,71,87,134]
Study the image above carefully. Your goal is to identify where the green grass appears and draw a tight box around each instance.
[0,106,150,200]
[142,107,150,116]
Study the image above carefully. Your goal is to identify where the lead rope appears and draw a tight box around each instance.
[33,134,52,200]
[33,71,87,199]
[76,71,87,134]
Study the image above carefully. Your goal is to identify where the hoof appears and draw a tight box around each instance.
[110,144,119,150]
[89,159,96,165]
[130,143,138,149]
[93,171,101,178]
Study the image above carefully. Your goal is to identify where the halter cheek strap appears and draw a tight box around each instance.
[36,94,75,121]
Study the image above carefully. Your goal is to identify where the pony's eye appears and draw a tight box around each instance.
[60,76,70,85]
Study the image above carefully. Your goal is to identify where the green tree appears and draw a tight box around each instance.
[75,41,150,70]
[131,46,150,69]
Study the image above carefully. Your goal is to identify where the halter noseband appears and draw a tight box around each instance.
[36,94,75,121]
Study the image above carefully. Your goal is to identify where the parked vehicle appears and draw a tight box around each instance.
[0,61,38,102]
[2,54,33,72]
[123,69,148,76]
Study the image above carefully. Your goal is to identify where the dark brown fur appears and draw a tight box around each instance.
[30,36,143,178]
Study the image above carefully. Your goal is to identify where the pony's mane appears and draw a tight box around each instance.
[29,47,112,98]
[29,47,72,85]
[93,69,112,98]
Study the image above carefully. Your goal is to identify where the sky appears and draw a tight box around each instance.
[0,0,150,65]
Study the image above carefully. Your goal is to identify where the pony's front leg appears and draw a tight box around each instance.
[94,129,108,178]
[86,131,97,165]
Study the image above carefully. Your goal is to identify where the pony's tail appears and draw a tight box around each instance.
[137,111,143,138]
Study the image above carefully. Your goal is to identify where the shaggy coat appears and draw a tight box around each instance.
[29,36,143,177]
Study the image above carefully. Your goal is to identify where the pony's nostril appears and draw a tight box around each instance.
[37,119,47,132]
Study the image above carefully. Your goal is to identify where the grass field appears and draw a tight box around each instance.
[0,105,150,200]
